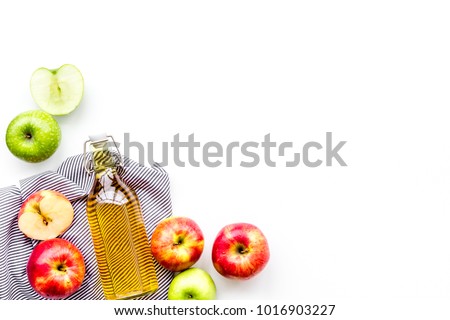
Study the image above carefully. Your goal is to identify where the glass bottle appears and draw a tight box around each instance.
[84,134,158,299]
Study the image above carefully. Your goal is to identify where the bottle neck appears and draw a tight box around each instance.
[91,141,117,174]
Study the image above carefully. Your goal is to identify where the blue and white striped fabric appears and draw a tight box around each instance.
[0,154,173,300]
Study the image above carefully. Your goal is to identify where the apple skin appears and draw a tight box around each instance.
[18,190,74,241]
[5,110,61,163]
[168,268,216,300]
[151,216,204,272]
[27,238,85,299]
[212,223,270,280]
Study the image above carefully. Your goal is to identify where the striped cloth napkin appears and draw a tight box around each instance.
[0,154,173,300]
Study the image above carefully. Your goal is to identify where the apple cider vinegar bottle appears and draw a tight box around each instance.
[84,134,158,299]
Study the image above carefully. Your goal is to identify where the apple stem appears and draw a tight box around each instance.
[237,244,249,254]
[25,133,32,139]
[174,235,184,246]
[57,264,67,272]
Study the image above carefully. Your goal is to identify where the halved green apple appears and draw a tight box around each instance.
[30,64,84,116]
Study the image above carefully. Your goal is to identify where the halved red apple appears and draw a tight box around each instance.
[18,190,74,240]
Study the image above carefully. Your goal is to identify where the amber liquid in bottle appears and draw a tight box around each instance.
[86,139,158,299]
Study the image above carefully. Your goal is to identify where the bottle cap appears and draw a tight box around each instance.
[83,134,123,173]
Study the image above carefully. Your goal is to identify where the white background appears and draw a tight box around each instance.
[1,0,450,314]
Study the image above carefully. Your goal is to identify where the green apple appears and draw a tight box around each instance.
[5,110,61,163]
[30,64,84,116]
[168,268,216,300]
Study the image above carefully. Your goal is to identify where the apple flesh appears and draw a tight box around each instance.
[5,110,61,163]
[18,190,74,241]
[30,64,84,116]
[151,216,204,272]
[168,268,216,300]
[212,223,270,280]
[27,238,85,299]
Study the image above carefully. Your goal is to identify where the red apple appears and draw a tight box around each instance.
[27,238,85,299]
[18,190,74,240]
[212,223,270,280]
[151,216,204,272]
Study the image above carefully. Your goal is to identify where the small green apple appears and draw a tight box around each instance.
[30,64,84,116]
[5,110,61,163]
[168,268,216,300]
